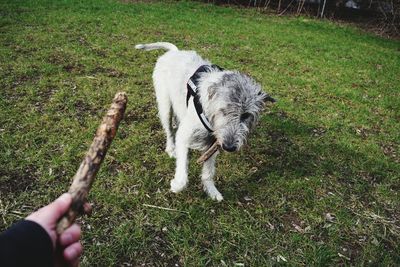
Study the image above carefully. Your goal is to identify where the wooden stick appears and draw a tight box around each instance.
[197,141,220,164]
[56,92,128,234]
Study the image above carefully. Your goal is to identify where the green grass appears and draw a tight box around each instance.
[1,0,399,265]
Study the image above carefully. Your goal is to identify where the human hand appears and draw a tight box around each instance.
[26,193,83,267]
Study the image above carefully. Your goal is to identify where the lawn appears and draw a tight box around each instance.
[0,0,399,265]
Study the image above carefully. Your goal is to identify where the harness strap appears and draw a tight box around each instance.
[186,65,223,132]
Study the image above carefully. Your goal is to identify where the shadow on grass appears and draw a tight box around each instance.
[213,110,399,264]
[229,110,395,199]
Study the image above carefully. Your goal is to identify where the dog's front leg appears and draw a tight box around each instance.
[170,120,193,193]
[201,151,223,201]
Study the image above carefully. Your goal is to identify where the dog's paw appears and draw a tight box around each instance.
[209,191,224,202]
[165,143,176,158]
[203,181,223,201]
[170,178,187,193]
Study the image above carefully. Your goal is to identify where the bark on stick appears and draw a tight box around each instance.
[197,141,220,164]
[56,92,127,234]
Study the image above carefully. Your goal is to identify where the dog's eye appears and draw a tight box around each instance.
[240,113,252,122]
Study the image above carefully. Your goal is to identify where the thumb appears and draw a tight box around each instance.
[40,193,72,223]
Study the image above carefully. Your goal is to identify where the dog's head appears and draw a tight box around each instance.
[205,72,275,152]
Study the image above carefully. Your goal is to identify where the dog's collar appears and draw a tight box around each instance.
[186,64,224,132]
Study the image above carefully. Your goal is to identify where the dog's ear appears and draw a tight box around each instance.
[208,86,218,100]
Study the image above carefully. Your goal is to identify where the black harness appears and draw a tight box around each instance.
[186,65,224,132]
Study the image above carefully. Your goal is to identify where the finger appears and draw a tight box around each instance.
[39,193,72,223]
[59,224,81,247]
[64,242,83,262]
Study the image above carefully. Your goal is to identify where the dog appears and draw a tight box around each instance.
[135,42,275,201]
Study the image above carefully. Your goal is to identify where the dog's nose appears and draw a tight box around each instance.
[222,143,237,152]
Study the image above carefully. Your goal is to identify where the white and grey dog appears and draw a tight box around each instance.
[135,42,274,201]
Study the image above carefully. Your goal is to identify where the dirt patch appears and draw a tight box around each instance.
[73,99,102,125]
[124,102,154,124]
[357,170,384,184]
[336,239,363,262]
[281,210,303,231]
[47,51,68,65]
[48,51,86,74]
[11,44,38,55]
[106,158,122,176]
[63,62,85,74]
[380,142,399,163]
[0,166,39,195]
[11,69,41,88]
[37,84,59,103]
[90,66,126,78]
[74,99,99,115]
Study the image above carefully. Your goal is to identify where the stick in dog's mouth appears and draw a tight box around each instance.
[197,141,220,164]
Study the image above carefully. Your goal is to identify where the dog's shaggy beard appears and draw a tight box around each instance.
[201,71,266,152]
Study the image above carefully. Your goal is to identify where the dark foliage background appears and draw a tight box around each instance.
[200,0,399,37]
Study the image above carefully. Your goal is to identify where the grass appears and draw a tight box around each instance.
[0,0,399,265]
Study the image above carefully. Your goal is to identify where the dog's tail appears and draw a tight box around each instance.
[135,42,178,52]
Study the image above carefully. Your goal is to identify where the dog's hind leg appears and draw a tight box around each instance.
[201,151,223,201]
[155,94,176,158]
[170,118,193,193]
